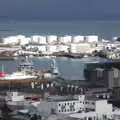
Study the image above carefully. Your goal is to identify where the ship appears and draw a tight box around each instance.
[0,57,38,81]
[0,57,50,87]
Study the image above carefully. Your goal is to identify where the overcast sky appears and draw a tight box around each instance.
[0,0,120,20]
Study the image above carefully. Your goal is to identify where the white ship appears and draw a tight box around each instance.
[0,57,38,80]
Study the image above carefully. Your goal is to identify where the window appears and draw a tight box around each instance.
[59,110,61,112]
[67,103,69,105]
[59,104,61,106]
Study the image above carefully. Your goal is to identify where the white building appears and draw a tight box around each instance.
[46,45,58,54]
[70,43,93,54]
[46,35,58,44]
[37,95,85,115]
[86,35,99,43]
[37,94,112,120]
[38,45,47,53]
[20,37,31,46]
[72,35,84,43]
[57,45,69,53]
[70,99,112,120]
[3,35,26,45]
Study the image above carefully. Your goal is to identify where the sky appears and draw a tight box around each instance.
[0,0,120,20]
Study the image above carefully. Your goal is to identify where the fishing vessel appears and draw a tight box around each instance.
[0,57,38,80]
[0,57,53,87]
[0,57,40,87]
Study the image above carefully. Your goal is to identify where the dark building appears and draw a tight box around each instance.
[84,67,120,88]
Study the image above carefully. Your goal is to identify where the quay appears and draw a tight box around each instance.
[0,78,53,87]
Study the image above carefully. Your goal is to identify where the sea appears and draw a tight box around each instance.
[0,20,120,80]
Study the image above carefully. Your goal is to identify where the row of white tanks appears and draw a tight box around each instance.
[3,35,99,45]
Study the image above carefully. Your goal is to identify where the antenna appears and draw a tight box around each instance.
[2,64,4,73]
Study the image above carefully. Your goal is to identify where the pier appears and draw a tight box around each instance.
[0,78,53,90]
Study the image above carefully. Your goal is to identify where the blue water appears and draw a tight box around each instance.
[0,57,86,80]
[0,20,120,80]
[0,56,110,80]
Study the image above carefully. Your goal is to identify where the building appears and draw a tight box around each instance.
[70,99,112,120]
[46,45,58,54]
[37,95,85,115]
[37,94,112,118]
[38,45,47,54]
[70,43,93,54]
[57,45,69,53]
[85,67,120,88]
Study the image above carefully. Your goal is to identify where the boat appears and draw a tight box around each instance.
[0,57,38,80]
[42,58,60,79]
[0,57,40,88]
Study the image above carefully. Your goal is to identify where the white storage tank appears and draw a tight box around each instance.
[60,35,72,44]
[17,35,26,41]
[20,37,31,45]
[46,45,57,54]
[72,35,84,43]
[46,35,57,44]
[3,35,26,45]
[3,36,19,44]
[38,36,47,45]
[3,37,11,44]
[70,43,92,54]
[31,35,39,43]
[86,35,99,43]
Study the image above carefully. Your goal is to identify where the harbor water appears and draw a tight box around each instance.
[0,56,109,81]
[0,57,86,80]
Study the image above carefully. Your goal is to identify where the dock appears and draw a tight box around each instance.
[0,78,53,87]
